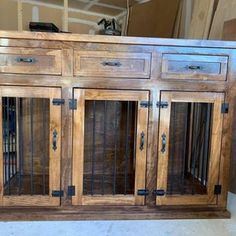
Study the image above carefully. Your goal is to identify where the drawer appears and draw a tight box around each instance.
[0,47,62,75]
[161,54,228,81]
[74,51,151,78]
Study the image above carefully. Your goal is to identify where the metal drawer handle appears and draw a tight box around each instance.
[140,131,145,151]
[52,129,58,151]
[102,61,122,67]
[161,133,166,153]
[16,57,36,63]
[187,65,202,70]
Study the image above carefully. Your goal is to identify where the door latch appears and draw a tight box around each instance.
[140,131,145,151]
[161,133,166,153]
[52,129,58,151]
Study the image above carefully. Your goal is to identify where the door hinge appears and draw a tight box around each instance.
[156,101,168,109]
[137,189,149,196]
[52,98,65,106]
[69,99,77,110]
[68,185,75,196]
[52,190,64,197]
[221,103,229,114]
[153,189,166,196]
[214,185,222,195]
[140,101,153,108]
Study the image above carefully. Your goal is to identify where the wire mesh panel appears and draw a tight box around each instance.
[2,97,50,196]
[167,102,213,196]
[83,100,137,196]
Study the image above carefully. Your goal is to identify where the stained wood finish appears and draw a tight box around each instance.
[0,31,234,219]
[161,54,228,81]
[74,51,151,78]
[0,86,61,207]
[0,47,62,75]
[156,92,224,206]
[72,89,149,206]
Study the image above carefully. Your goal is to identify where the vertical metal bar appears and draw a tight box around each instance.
[181,103,189,194]
[10,99,14,179]
[191,104,199,195]
[18,98,23,195]
[30,98,34,195]
[7,97,11,195]
[3,98,6,186]
[91,101,96,195]
[13,98,16,175]
[102,101,107,195]
[124,101,130,195]
[113,101,118,195]
[42,99,46,195]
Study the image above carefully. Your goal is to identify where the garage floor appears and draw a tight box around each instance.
[0,192,235,236]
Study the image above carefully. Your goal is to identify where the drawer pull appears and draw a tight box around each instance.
[102,61,122,67]
[187,65,202,70]
[16,57,36,63]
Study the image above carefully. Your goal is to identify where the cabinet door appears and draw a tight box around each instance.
[156,92,224,205]
[72,89,149,205]
[0,87,61,206]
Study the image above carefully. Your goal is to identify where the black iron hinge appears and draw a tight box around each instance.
[156,101,168,109]
[52,98,65,106]
[214,185,222,195]
[152,189,166,196]
[140,101,153,108]
[221,103,229,114]
[69,99,77,110]
[137,189,149,196]
[52,190,64,197]
[68,185,75,196]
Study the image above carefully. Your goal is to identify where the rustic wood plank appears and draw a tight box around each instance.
[188,0,215,39]
[209,0,236,39]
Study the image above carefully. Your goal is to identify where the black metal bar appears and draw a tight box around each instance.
[42,99,46,195]
[18,98,23,195]
[102,101,107,195]
[30,98,34,195]
[10,99,14,179]
[13,98,17,176]
[124,101,130,195]
[91,101,96,195]
[113,102,118,195]
[181,103,189,194]
[7,97,11,195]
[3,98,6,186]
[191,104,200,195]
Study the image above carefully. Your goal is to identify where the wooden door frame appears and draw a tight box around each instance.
[72,89,149,206]
[0,86,61,206]
[156,91,224,205]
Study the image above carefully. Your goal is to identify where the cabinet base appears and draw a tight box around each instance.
[0,206,230,221]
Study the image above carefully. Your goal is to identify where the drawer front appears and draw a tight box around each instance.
[0,47,62,75]
[161,54,228,81]
[74,51,151,78]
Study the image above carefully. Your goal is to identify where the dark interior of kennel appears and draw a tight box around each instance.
[2,98,212,197]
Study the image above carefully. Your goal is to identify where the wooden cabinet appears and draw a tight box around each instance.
[156,91,224,206]
[0,31,235,220]
[0,86,61,206]
[72,89,149,206]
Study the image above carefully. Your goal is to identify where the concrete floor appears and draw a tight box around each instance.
[0,193,235,236]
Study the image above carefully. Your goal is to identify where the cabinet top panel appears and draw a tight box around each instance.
[0,31,236,49]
